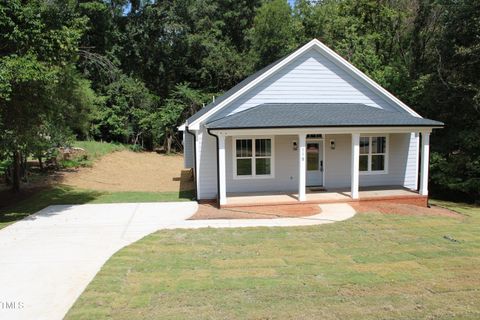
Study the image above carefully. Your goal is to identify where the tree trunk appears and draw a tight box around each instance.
[38,156,44,171]
[166,134,172,154]
[12,150,21,192]
[21,154,28,183]
[4,168,11,185]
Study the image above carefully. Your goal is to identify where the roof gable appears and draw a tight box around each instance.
[186,39,421,130]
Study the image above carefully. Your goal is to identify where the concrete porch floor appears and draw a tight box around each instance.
[224,186,424,207]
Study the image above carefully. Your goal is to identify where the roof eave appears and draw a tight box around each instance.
[208,124,444,130]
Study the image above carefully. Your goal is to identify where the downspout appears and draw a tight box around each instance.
[207,128,221,208]
[185,125,198,200]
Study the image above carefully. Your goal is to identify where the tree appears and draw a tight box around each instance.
[91,75,158,148]
[249,0,302,67]
[157,83,209,153]
[417,0,480,202]
[0,0,93,191]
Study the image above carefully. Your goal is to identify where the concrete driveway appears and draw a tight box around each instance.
[0,202,198,320]
[0,202,355,320]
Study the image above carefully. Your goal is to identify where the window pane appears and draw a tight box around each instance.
[371,155,385,171]
[360,137,370,154]
[372,137,386,154]
[307,143,319,171]
[236,139,252,157]
[255,158,271,175]
[255,139,271,157]
[359,155,368,171]
[237,159,252,175]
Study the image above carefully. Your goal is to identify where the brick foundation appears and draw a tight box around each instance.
[214,194,429,209]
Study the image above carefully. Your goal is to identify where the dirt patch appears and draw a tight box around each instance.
[57,150,194,192]
[189,203,321,220]
[350,202,461,218]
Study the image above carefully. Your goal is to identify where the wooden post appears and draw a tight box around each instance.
[298,133,306,201]
[218,134,227,205]
[351,133,360,199]
[419,131,430,196]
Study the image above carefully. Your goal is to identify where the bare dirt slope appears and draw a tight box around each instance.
[59,150,193,192]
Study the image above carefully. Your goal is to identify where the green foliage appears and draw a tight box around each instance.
[249,0,301,67]
[0,0,95,190]
[72,141,126,159]
[412,0,480,201]
[91,75,158,147]
[156,83,210,152]
[58,141,127,168]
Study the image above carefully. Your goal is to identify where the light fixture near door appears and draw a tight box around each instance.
[330,139,335,150]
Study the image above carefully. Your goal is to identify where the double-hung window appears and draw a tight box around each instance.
[359,135,388,174]
[234,137,273,178]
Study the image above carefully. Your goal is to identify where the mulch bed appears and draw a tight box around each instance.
[350,202,462,218]
[189,203,322,220]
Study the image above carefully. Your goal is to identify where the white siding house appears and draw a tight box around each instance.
[180,39,442,206]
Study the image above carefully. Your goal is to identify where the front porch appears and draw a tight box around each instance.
[222,186,427,208]
[213,128,432,207]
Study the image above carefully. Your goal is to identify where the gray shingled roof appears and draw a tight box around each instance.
[205,103,443,129]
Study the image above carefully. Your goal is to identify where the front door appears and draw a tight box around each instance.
[306,140,323,186]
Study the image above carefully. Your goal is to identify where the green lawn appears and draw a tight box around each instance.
[61,140,127,167]
[66,202,480,319]
[73,140,127,159]
[0,186,194,230]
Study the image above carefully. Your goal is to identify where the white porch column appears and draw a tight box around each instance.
[351,133,360,199]
[298,133,307,201]
[218,134,227,205]
[419,131,430,196]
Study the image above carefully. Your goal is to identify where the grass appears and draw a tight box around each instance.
[0,186,194,230]
[73,141,127,160]
[65,201,480,320]
[61,141,127,168]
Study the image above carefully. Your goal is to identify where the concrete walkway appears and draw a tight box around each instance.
[0,202,355,320]
[179,203,356,229]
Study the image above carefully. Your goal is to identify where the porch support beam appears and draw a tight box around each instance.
[298,133,307,201]
[218,134,227,205]
[419,131,430,196]
[351,133,360,199]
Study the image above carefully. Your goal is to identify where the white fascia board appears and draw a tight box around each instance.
[209,126,436,136]
[188,39,321,130]
[177,123,186,131]
[309,39,421,117]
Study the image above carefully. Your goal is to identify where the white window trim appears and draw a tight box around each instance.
[232,136,275,180]
[359,134,389,175]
